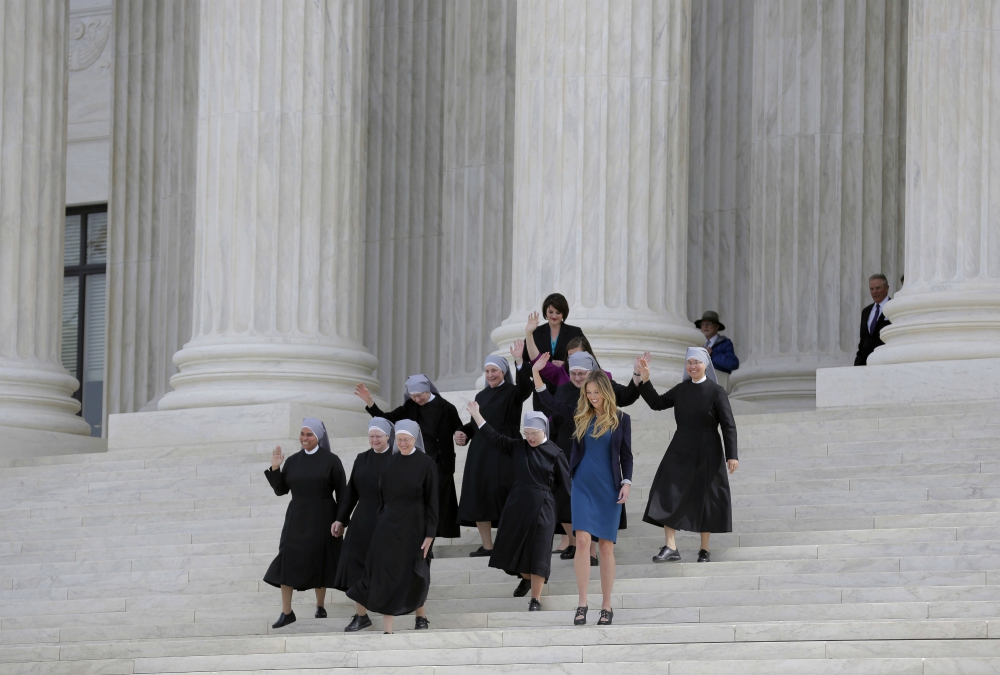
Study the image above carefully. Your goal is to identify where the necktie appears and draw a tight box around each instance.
[869,304,881,334]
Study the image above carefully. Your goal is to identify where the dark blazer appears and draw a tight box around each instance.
[708,335,739,374]
[524,322,585,364]
[854,299,891,366]
[536,388,633,495]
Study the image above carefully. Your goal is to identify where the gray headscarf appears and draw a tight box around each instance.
[368,417,395,452]
[683,346,718,384]
[301,417,332,452]
[403,374,441,404]
[484,355,513,386]
[393,419,425,453]
[523,411,549,439]
[568,352,600,372]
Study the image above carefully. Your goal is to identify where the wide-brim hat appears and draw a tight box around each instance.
[694,310,725,331]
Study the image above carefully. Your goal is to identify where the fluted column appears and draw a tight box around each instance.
[732,0,907,410]
[158,0,379,412]
[106,0,197,417]
[490,0,702,385]
[0,0,90,436]
[870,0,1000,364]
[436,0,516,391]
[686,0,754,352]
[362,0,445,404]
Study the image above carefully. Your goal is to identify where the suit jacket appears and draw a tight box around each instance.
[524,322,585,364]
[854,299,891,366]
[707,335,739,374]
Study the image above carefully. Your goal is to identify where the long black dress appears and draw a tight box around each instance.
[457,367,533,526]
[476,423,572,579]
[366,397,462,538]
[638,379,738,533]
[263,449,346,590]
[346,450,439,616]
[332,448,392,592]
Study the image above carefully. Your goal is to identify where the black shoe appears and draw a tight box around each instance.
[271,610,296,629]
[653,546,681,562]
[553,546,567,555]
[598,608,614,625]
[559,545,577,560]
[513,578,531,597]
[415,616,430,630]
[315,606,327,619]
[344,613,372,632]
[574,606,588,625]
[590,555,599,567]
[528,598,542,611]
[698,549,711,563]
[469,546,493,557]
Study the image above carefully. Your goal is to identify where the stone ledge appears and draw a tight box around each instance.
[816,358,1000,408]
[0,425,106,463]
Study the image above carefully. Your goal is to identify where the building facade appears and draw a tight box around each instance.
[0,0,998,446]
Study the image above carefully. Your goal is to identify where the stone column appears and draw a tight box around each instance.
[362,0,445,404]
[105,0,197,416]
[686,0,754,354]
[436,0,516,391]
[870,0,1000,364]
[490,0,703,385]
[732,0,907,410]
[0,0,91,435]
[158,0,380,412]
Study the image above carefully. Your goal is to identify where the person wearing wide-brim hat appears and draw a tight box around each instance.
[694,311,739,375]
[635,348,738,565]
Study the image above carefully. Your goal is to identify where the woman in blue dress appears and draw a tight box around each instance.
[533,354,632,626]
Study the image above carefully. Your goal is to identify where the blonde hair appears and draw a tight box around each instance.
[573,371,620,441]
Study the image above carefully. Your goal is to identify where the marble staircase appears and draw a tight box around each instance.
[2,401,1000,673]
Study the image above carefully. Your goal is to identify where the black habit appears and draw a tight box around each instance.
[332,447,392,592]
[346,450,439,616]
[538,378,640,534]
[854,299,892,365]
[638,379,738,533]
[263,448,346,591]
[366,397,462,538]
[457,366,533,526]
[477,423,572,579]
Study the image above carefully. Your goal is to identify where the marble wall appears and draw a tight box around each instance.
[104,0,197,417]
[363,0,446,404]
[66,0,114,205]
[686,0,754,352]
[731,0,908,410]
[436,0,516,391]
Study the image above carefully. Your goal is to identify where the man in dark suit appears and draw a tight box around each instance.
[855,274,891,366]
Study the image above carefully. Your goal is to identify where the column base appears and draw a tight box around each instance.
[0,360,92,436]
[816,357,1000,408]
[0,424,106,465]
[730,355,850,413]
[108,402,375,450]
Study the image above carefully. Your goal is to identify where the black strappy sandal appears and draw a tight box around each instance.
[597,608,613,625]
[573,606,588,625]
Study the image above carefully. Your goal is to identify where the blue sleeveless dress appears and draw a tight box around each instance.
[570,419,621,543]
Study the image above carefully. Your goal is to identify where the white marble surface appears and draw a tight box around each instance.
[157,0,380,413]
[0,0,91,436]
[490,0,704,387]
[817,358,1000,408]
[104,0,197,421]
[731,0,908,411]
[870,0,1000,366]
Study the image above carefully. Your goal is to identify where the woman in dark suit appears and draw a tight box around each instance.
[523,293,585,366]
[532,354,632,627]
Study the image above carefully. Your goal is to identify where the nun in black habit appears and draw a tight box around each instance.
[264,418,346,629]
[636,347,739,565]
[455,341,533,556]
[331,417,394,633]
[346,420,439,634]
[467,404,571,610]
[355,375,461,539]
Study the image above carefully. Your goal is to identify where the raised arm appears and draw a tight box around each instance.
[612,378,640,407]
[467,401,520,457]
[264,446,290,496]
[355,382,407,422]
[524,312,541,362]
[532,354,577,421]
[635,356,678,411]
